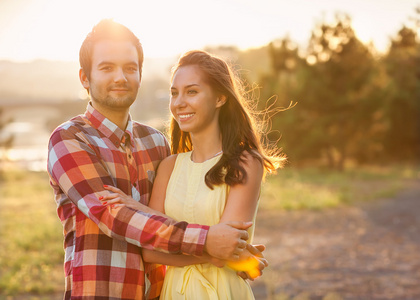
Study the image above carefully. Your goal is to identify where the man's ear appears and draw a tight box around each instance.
[79,68,90,92]
[216,95,227,108]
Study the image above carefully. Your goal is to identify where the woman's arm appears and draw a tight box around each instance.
[219,152,267,278]
[219,152,263,225]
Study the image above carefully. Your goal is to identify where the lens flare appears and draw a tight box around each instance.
[227,256,261,279]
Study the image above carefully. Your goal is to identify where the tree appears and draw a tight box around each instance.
[254,38,307,165]
[382,22,420,162]
[298,13,378,170]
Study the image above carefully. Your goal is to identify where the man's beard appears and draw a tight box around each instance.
[91,85,138,109]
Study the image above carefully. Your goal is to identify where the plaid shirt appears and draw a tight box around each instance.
[48,103,209,299]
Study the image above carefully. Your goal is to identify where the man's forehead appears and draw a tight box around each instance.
[91,39,139,64]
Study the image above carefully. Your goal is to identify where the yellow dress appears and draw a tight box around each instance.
[160,151,256,300]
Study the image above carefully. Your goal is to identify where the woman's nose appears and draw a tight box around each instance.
[173,94,186,108]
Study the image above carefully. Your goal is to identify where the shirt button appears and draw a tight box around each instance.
[128,154,132,159]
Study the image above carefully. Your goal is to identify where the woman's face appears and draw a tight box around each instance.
[170,65,225,135]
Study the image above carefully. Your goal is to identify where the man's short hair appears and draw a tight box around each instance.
[79,19,144,80]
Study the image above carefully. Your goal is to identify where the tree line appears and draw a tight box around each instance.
[209,10,420,170]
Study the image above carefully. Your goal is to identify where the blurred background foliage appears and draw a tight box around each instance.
[233,12,420,170]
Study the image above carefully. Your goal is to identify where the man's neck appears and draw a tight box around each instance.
[91,102,129,130]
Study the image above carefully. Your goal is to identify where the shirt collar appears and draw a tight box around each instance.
[84,102,134,147]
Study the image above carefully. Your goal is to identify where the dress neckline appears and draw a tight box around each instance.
[189,150,223,164]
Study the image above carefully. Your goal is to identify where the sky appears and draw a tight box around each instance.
[0,0,419,62]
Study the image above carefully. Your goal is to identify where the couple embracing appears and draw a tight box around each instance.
[48,19,284,300]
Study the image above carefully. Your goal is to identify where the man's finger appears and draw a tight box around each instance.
[238,240,248,250]
[239,230,249,241]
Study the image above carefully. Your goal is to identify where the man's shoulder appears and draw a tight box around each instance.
[49,115,87,140]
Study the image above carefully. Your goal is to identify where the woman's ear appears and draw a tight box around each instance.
[216,95,227,108]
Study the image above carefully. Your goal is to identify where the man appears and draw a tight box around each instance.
[48,19,259,299]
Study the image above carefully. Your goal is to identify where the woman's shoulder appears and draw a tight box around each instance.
[156,152,193,180]
[240,149,262,163]
[159,154,178,169]
[237,150,264,174]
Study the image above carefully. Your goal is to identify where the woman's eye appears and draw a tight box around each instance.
[171,91,178,97]
[187,90,197,95]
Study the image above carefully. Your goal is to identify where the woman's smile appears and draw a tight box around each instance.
[178,113,195,121]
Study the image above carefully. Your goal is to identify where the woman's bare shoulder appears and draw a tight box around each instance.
[158,154,178,174]
[240,150,263,169]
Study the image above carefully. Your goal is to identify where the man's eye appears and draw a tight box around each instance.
[126,67,138,72]
[101,66,112,71]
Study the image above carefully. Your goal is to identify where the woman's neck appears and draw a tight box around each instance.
[190,131,223,163]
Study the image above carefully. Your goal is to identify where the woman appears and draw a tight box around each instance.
[102,50,285,299]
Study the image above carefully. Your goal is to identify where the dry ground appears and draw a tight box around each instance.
[251,179,420,300]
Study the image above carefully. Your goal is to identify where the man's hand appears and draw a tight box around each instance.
[204,221,252,260]
[236,244,268,280]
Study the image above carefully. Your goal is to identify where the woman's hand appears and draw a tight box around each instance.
[100,185,142,210]
[228,244,268,280]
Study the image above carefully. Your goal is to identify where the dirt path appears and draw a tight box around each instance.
[250,179,420,300]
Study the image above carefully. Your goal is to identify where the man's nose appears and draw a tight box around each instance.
[114,68,127,83]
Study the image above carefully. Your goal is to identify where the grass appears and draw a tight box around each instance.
[0,165,418,298]
[259,165,419,211]
[0,171,64,297]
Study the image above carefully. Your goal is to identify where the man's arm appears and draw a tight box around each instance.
[102,153,253,261]
[48,125,207,256]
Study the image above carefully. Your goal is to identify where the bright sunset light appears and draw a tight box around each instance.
[0,0,418,62]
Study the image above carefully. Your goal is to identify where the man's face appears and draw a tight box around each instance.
[81,39,141,112]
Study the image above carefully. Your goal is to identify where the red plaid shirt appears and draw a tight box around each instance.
[48,103,209,299]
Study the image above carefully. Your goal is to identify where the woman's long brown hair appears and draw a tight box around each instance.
[169,50,286,189]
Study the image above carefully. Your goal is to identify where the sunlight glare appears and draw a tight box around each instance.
[0,0,418,61]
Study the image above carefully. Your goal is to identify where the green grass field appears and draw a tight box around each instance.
[0,171,64,298]
[259,165,417,211]
[0,166,417,298]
